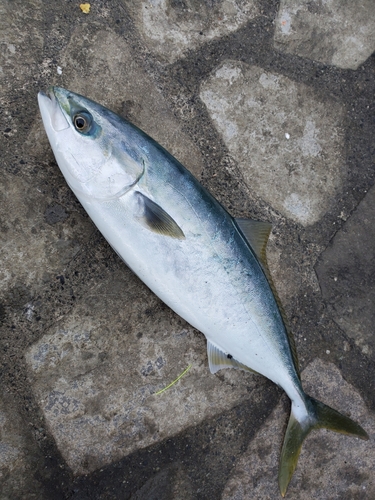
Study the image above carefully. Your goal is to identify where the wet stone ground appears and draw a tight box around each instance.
[1,1,375,499]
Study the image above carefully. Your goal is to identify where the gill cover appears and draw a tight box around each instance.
[38,87,145,200]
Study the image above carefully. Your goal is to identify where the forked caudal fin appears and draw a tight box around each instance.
[279,395,368,497]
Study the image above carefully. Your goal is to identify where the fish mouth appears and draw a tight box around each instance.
[38,86,55,101]
[38,87,70,132]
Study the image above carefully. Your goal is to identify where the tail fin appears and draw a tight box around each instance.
[279,396,368,497]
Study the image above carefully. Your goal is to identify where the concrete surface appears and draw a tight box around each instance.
[316,184,375,358]
[222,359,375,499]
[200,60,346,225]
[274,0,375,70]
[25,269,258,475]
[123,0,261,63]
[1,0,374,499]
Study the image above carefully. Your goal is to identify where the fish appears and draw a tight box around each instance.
[38,87,368,496]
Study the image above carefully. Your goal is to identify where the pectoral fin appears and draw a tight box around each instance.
[135,192,185,239]
[207,340,257,374]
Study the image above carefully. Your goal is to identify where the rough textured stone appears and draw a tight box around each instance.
[274,0,375,70]
[25,270,258,475]
[222,359,373,499]
[0,0,43,93]
[130,463,193,500]
[200,61,346,225]
[0,390,43,499]
[266,230,321,307]
[315,185,375,357]
[0,170,92,298]
[0,1,374,498]
[123,0,260,63]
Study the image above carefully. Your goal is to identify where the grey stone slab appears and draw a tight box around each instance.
[123,0,260,63]
[0,390,43,499]
[0,0,372,497]
[315,185,375,357]
[0,169,92,298]
[130,463,193,500]
[0,0,43,93]
[200,61,346,226]
[274,0,375,70]
[25,270,259,475]
[266,230,321,307]
[222,359,374,499]
[27,27,204,181]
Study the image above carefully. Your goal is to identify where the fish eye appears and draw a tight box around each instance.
[73,111,92,134]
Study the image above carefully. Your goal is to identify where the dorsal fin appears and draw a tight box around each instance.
[207,340,258,375]
[234,218,300,379]
[235,218,272,268]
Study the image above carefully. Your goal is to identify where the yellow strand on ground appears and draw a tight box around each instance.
[155,364,192,395]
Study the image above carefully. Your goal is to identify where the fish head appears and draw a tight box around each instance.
[38,87,145,200]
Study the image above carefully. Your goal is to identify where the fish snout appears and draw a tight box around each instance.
[38,89,70,132]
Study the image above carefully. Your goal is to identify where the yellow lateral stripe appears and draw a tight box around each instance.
[155,364,192,395]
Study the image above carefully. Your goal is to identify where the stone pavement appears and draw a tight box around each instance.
[1,1,374,498]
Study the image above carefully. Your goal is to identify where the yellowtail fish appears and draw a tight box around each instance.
[38,87,368,496]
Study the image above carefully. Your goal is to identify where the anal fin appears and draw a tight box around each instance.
[207,340,257,374]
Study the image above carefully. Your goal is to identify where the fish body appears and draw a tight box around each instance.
[38,87,368,496]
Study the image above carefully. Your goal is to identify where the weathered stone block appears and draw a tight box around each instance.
[200,61,345,225]
[274,0,375,70]
[26,270,258,474]
[222,359,373,498]
[316,185,375,356]
[123,0,260,63]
